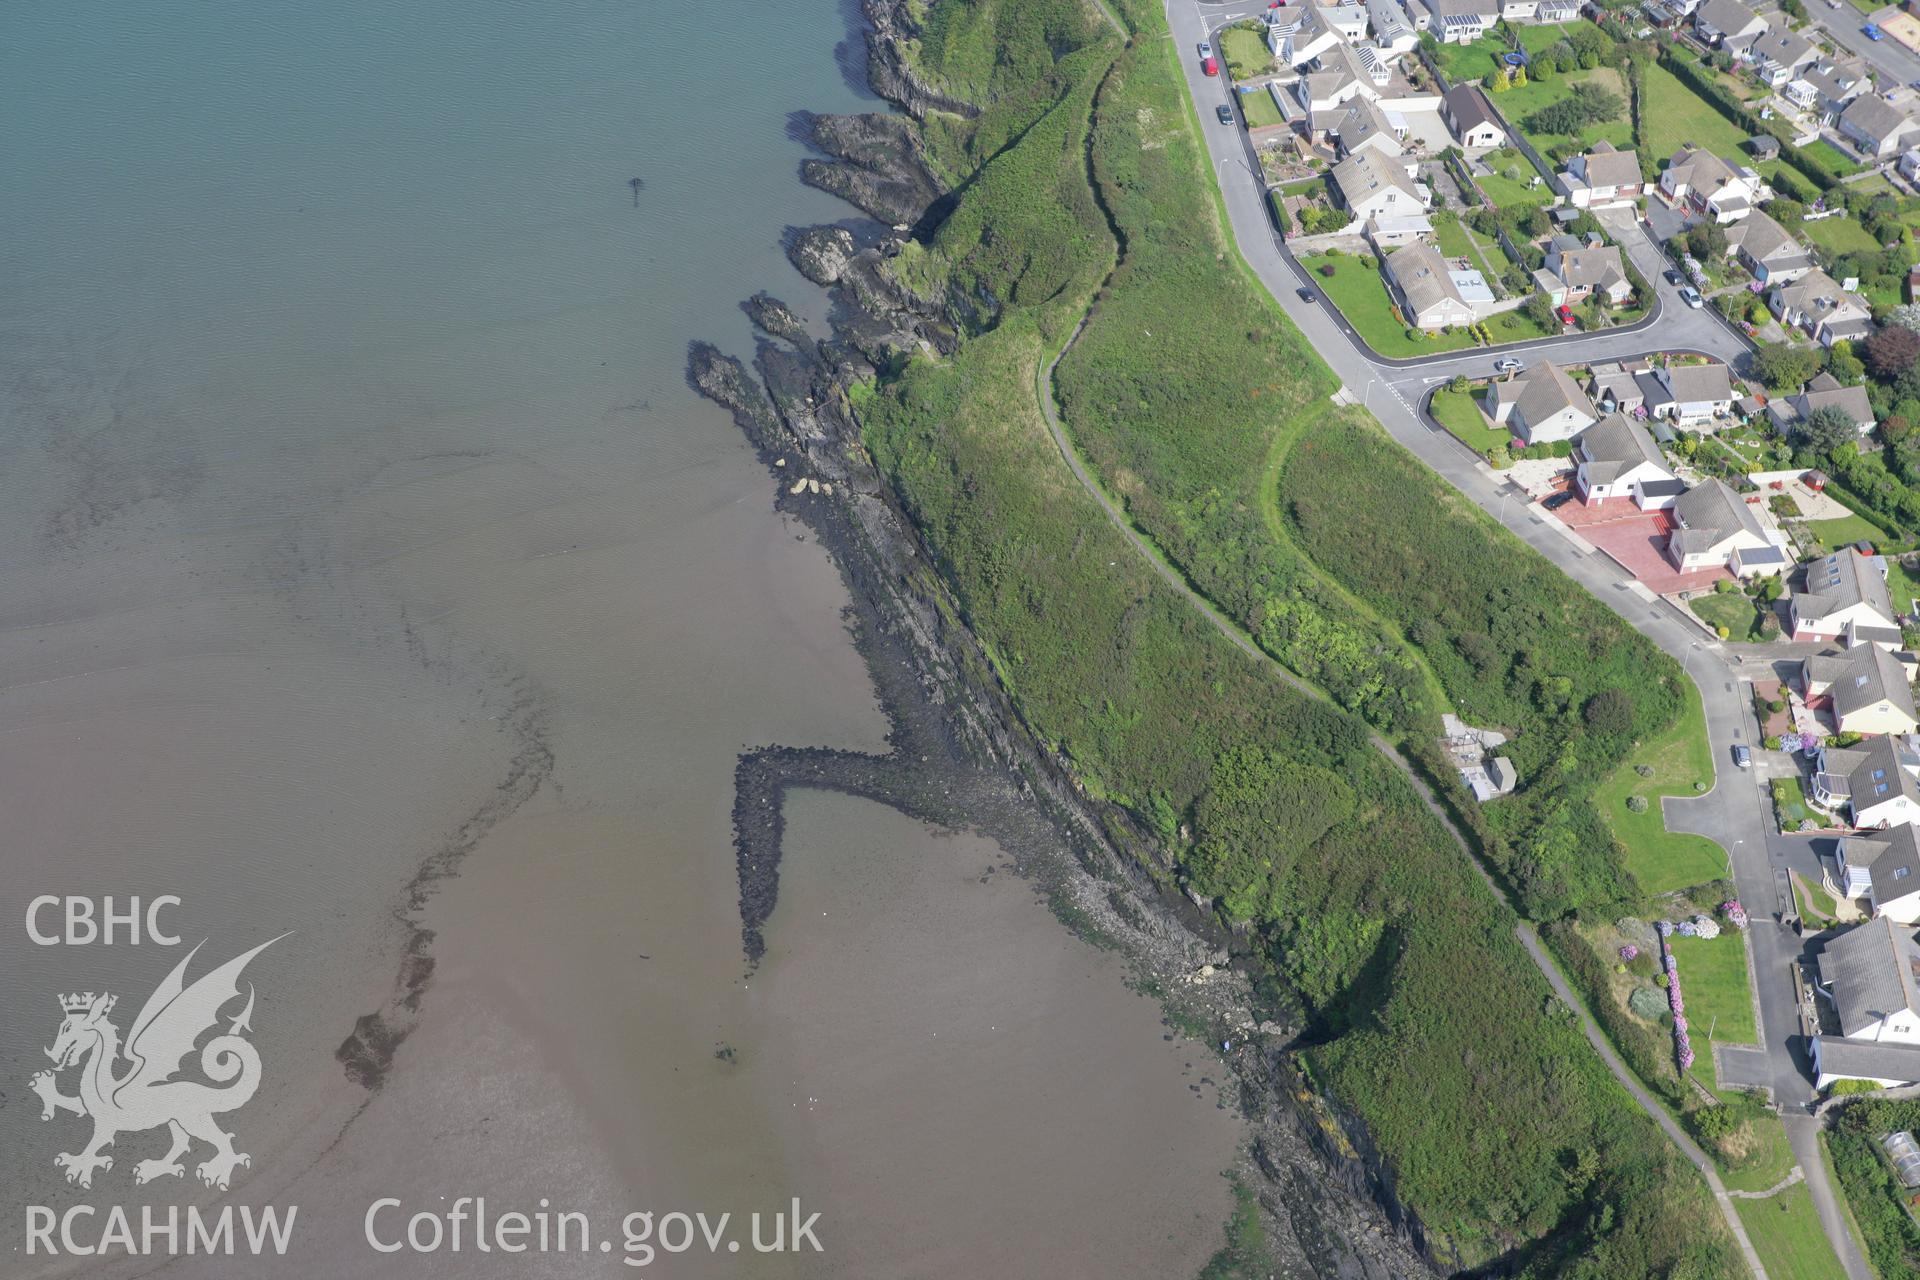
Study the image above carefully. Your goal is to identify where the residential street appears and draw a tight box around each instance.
[1166,3,1876,1275]
[1805,0,1920,92]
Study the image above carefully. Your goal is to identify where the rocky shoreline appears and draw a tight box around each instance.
[685,2,1438,1275]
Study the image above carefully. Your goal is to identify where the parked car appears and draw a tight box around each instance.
[1865,22,1884,39]
[1556,304,1575,325]
[1542,491,1574,511]
[1733,744,1751,769]
[1216,103,1234,124]
[1202,55,1219,75]
[1296,286,1317,302]
[1493,357,1522,373]
[1198,39,1212,58]
[1663,268,1683,286]
[1679,285,1704,307]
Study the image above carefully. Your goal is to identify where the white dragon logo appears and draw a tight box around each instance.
[29,937,284,1191]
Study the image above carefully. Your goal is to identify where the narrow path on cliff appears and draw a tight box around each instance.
[1027,17,1768,1277]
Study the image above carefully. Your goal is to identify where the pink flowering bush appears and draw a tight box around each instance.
[1722,900,1748,929]
[1619,944,1639,961]
[1660,932,1693,1071]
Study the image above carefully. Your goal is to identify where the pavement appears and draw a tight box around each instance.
[1168,3,1877,1275]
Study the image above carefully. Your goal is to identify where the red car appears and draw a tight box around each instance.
[1203,55,1219,75]
[1556,304,1575,325]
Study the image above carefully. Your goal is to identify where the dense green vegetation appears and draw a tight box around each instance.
[1591,683,1726,897]
[1828,1097,1920,1278]
[1279,421,1691,917]
[851,0,1741,1272]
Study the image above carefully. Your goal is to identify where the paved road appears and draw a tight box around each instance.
[1166,2,1876,1275]
[1805,0,1920,93]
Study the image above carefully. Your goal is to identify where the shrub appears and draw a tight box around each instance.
[1626,795,1649,813]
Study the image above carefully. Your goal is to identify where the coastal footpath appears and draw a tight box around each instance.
[692,0,1752,1274]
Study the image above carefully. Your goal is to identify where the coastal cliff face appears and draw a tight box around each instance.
[687,2,1436,1275]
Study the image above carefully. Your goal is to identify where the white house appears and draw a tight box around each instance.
[1331,148,1427,223]
[1443,82,1506,150]
[1366,0,1418,57]
[1382,240,1477,329]
[1560,141,1644,210]
[1840,95,1920,160]
[1837,828,1920,922]
[1419,0,1499,42]
[1692,0,1768,51]
[1790,548,1901,644]
[1750,27,1817,87]
[1812,917,1920,1088]
[1803,644,1920,737]
[1814,736,1920,830]
[1651,362,1735,426]
[1724,210,1814,286]
[1663,478,1775,573]
[1770,269,1873,347]
[1270,4,1344,67]
[1659,147,1762,223]
[1572,414,1679,505]
[1488,360,1598,444]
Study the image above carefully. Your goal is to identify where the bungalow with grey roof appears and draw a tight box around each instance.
[1790,548,1901,644]
[1539,235,1631,306]
[1382,240,1476,329]
[1560,141,1644,209]
[1841,94,1920,159]
[1804,644,1920,737]
[1442,82,1506,149]
[1659,147,1762,223]
[1418,0,1499,42]
[1330,148,1426,224]
[1651,361,1735,426]
[1723,210,1813,286]
[1333,97,1406,160]
[1663,477,1776,573]
[1813,735,1920,829]
[1693,0,1767,50]
[1770,371,1877,437]
[1837,829,1920,923]
[1751,27,1817,87]
[1572,414,1679,505]
[1488,360,1598,444]
[1770,269,1872,346]
[1811,916,1920,1087]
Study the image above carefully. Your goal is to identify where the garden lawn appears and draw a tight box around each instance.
[1430,387,1510,454]
[1296,253,1478,355]
[1735,1185,1849,1280]
[1801,215,1882,257]
[1802,139,1865,179]
[1806,512,1892,552]
[1886,558,1920,617]
[1773,776,1814,831]
[1690,590,1766,641]
[1219,25,1273,81]
[1668,931,1757,1053]
[1238,85,1284,129]
[1642,60,1753,163]
[1476,166,1555,209]
[1434,217,1503,285]
[1594,681,1726,896]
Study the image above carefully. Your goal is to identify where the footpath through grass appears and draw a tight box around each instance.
[1737,1184,1851,1280]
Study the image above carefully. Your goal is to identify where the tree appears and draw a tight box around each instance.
[1799,404,1860,455]
[1827,342,1867,387]
[1766,197,1807,225]
[1449,373,1470,393]
[1864,325,1920,383]
[1685,219,1727,261]
[1584,688,1634,735]
[1749,342,1822,392]
[1527,291,1556,328]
